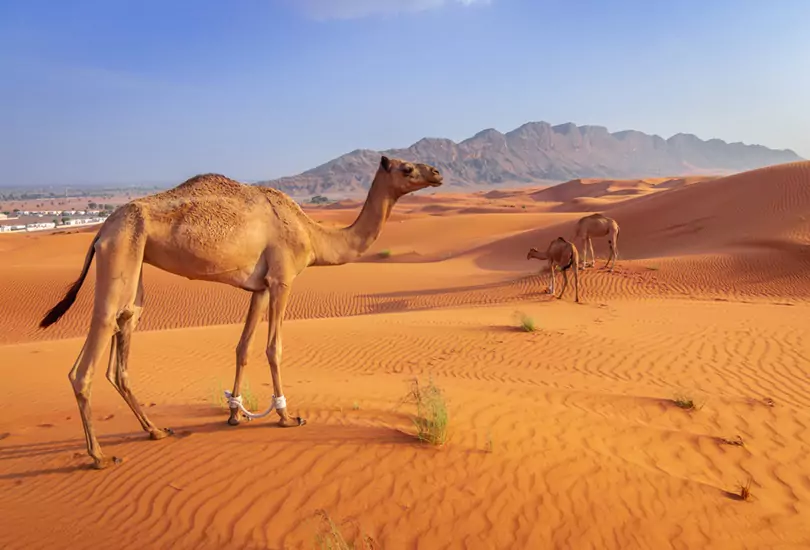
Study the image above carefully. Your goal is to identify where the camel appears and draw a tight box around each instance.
[526,237,580,303]
[574,213,620,271]
[39,155,443,470]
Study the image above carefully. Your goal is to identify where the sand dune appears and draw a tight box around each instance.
[1,162,810,549]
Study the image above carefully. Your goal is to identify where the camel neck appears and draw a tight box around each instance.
[308,173,397,266]
[344,177,397,253]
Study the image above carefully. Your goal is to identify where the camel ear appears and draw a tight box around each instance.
[380,155,391,172]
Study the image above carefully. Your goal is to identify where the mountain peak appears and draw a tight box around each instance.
[258,122,804,197]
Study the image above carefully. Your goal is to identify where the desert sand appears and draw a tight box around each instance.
[1,161,809,549]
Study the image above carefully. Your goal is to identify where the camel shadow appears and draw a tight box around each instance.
[0,417,421,480]
[0,464,98,481]
[0,431,148,462]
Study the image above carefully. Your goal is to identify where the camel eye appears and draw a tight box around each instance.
[402,165,414,175]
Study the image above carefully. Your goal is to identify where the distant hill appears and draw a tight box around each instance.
[258,121,803,197]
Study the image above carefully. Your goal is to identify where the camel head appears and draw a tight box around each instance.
[527,247,539,260]
[378,155,443,197]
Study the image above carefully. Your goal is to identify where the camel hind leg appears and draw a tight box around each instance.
[104,269,173,440]
[609,231,619,271]
[605,233,619,271]
[70,230,146,469]
[558,268,569,300]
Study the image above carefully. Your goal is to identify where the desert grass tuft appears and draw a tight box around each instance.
[378,249,392,259]
[241,379,260,411]
[737,477,754,501]
[672,394,704,411]
[514,311,537,332]
[719,434,745,447]
[213,379,259,412]
[406,377,449,446]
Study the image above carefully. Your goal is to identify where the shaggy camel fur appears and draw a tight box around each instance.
[527,237,580,303]
[574,213,620,271]
[39,155,443,469]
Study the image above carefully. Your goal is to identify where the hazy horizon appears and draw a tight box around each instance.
[2,0,808,187]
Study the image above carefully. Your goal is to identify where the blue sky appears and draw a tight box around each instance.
[1,0,808,187]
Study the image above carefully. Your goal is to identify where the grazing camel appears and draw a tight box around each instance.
[526,237,580,303]
[39,155,443,470]
[574,213,620,271]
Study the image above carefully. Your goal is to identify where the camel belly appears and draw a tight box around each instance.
[143,238,269,291]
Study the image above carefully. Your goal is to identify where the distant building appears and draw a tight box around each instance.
[26,222,57,232]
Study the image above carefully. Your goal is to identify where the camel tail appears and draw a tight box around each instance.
[40,234,100,329]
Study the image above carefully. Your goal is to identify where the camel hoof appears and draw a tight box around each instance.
[149,428,174,441]
[279,416,306,428]
[227,415,241,426]
[93,456,122,470]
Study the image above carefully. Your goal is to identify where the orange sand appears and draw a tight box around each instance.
[1,162,810,549]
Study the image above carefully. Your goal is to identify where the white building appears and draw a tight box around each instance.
[26,222,57,232]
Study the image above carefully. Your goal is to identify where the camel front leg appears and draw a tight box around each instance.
[588,237,595,268]
[265,279,306,428]
[228,290,269,426]
[548,262,555,295]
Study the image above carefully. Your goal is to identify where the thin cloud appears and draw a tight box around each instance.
[290,0,492,20]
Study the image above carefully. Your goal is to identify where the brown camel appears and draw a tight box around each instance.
[526,237,580,302]
[39,155,443,470]
[574,213,620,271]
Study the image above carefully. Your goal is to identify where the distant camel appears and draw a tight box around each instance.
[527,237,580,302]
[39,155,443,470]
[574,213,620,271]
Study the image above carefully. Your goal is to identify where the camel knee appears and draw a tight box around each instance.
[265,344,281,368]
[115,306,140,331]
[236,341,251,368]
[70,372,92,399]
[105,362,132,391]
[104,367,118,387]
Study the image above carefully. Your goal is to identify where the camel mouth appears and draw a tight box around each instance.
[428,179,443,187]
